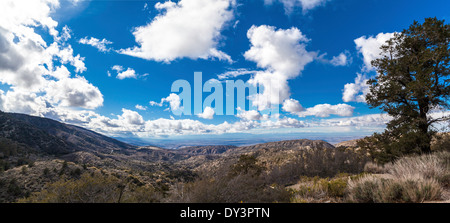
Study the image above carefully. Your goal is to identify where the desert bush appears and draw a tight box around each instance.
[347,151,450,203]
[432,133,450,152]
[267,147,369,186]
[291,179,327,203]
[0,160,9,172]
[385,151,450,186]
[346,174,442,203]
[363,162,387,174]
[229,154,265,177]
[172,175,290,203]
[121,184,163,203]
[7,178,24,197]
[19,173,164,203]
[170,155,290,203]
[346,175,382,203]
[290,176,348,203]
[20,166,27,175]
[322,178,348,198]
[42,168,50,177]
[21,173,122,203]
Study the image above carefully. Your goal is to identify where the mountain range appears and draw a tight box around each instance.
[0,111,358,202]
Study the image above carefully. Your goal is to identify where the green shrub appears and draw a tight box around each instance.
[43,168,50,176]
[322,178,347,198]
[70,168,82,178]
[21,166,27,175]
[20,173,163,203]
[290,176,348,203]
[7,178,23,197]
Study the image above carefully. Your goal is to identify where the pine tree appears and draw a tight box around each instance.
[366,17,450,160]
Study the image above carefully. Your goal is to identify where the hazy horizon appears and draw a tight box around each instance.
[114,132,371,149]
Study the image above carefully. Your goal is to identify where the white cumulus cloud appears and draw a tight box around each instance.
[298,103,355,118]
[354,32,396,71]
[118,108,145,125]
[342,73,370,103]
[135,104,147,111]
[45,76,104,109]
[197,106,215,119]
[341,32,396,103]
[282,98,304,114]
[330,51,351,66]
[264,0,330,14]
[79,36,113,52]
[236,109,263,121]
[244,25,316,110]
[150,93,182,112]
[0,0,103,117]
[119,0,235,63]
[110,65,141,80]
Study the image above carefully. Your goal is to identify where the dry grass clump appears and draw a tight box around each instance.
[389,154,445,177]
[347,174,442,203]
[347,151,450,203]
[363,162,387,174]
[364,151,450,186]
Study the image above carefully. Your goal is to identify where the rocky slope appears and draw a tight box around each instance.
[1,112,136,155]
[0,111,345,202]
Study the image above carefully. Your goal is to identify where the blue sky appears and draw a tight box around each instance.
[0,0,449,145]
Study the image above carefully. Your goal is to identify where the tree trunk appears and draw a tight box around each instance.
[418,100,432,154]
[417,119,432,154]
[419,135,432,154]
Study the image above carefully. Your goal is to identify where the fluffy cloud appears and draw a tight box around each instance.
[236,109,263,121]
[109,65,145,80]
[245,25,313,76]
[135,104,147,111]
[150,93,182,112]
[0,27,49,91]
[0,90,48,116]
[79,36,113,52]
[354,32,396,71]
[296,0,329,11]
[217,68,258,80]
[341,32,396,103]
[317,113,391,127]
[83,113,306,137]
[116,68,137,80]
[298,103,354,117]
[45,77,104,109]
[259,117,306,129]
[119,0,235,63]
[342,73,370,103]
[264,0,330,13]
[244,25,316,110]
[330,51,351,66]
[282,98,304,114]
[38,104,385,139]
[47,42,87,73]
[118,109,145,125]
[197,106,215,119]
[0,0,59,40]
[282,98,354,118]
[0,0,104,117]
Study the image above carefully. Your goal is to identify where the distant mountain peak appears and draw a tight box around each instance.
[0,111,135,156]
